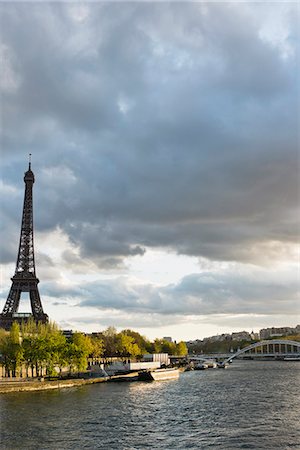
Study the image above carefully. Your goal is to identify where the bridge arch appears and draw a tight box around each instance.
[227,339,300,362]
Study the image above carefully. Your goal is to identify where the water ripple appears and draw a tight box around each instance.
[0,361,299,449]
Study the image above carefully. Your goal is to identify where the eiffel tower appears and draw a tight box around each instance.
[0,156,48,330]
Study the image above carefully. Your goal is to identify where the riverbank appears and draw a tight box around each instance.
[0,372,139,394]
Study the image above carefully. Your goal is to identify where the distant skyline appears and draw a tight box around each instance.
[0,2,299,340]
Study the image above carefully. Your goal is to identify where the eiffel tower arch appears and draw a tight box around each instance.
[0,157,48,330]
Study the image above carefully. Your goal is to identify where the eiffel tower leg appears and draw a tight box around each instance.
[29,288,45,317]
[0,286,21,330]
[1,286,21,315]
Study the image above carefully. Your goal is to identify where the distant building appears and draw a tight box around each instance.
[259,326,299,340]
[187,325,300,350]
[231,331,252,341]
[163,336,173,343]
[203,333,231,343]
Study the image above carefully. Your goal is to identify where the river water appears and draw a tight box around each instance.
[0,360,299,449]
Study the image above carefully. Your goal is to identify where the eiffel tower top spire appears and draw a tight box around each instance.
[0,157,48,330]
[24,153,34,184]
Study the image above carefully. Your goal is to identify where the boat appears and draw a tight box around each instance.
[194,362,208,370]
[206,360,217,369]
[138,368,180,381]
[283,357,300,361]
[217,361,229,369]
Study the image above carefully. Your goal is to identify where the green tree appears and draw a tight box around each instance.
[120,329,152,353]
[69,333,93,372]
[42,323,67,376]
[0,328,10,376]
[153,338,163,353]
[117,333,141,358]
[22,322,47,377]
[90,336,105,361]
[1,322,24,377]
[21,320,67,377]
[153,338,177,355]
[176,341,188,356]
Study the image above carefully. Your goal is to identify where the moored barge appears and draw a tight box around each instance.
[138,368,180,381]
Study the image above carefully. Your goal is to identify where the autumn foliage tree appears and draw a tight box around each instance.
[0,322,187,378]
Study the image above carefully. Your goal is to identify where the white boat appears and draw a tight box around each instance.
[194,362,209,370]
[283,357,300,361]
[138,368,180,381]
[206,361,217,369]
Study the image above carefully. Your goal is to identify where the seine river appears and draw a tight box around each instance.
[0,361,299,449]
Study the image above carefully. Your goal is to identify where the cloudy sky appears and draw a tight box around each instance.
[0,2,299,340]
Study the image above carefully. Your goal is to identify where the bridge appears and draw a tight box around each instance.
[188,339,300,364]
[226,339,300,362]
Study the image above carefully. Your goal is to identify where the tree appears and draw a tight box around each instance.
[101,327,119,358]
[21,320,67,377]
[69,333,93,372]
[90,336,105,360]
[0,328,10,376]
[120,329,152,353]
[1,322,24,377]
[117,333,141,358]
[153,338,177,355]
[176,341,188,356]
[41,323,67,376]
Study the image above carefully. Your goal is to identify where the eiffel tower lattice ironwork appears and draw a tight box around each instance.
[0,157,48,330]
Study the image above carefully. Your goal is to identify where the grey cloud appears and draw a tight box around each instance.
[70,312,189,330]
[71,266,299,317]
[36,253,55,267]
[0,2,299,268]
[38,278,84,300]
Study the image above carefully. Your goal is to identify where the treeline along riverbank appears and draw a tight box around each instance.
[0,320,187,379]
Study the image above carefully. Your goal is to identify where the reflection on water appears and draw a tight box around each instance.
[0,361,299,449]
